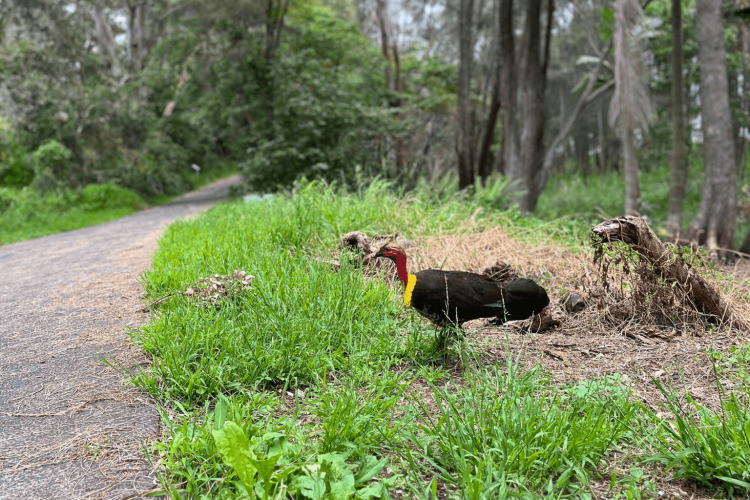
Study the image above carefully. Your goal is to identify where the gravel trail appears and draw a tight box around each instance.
[0,175,243,499]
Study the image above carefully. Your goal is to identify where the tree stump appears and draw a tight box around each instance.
[592,216,747,331]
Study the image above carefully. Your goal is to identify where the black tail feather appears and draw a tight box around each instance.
[503,278,550,320]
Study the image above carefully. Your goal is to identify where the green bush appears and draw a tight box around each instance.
[0,137,34,188]
[238,6,394,191]
[81,183,146,211]
[30,140,73,191]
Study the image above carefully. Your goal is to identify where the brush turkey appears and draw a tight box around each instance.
[375,243,550,328]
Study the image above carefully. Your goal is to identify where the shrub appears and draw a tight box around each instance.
[30,140,73,191]
[81,184,145,211]
[0,138,34,188]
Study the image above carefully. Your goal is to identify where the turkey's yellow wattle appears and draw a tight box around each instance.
[404,274,417,307]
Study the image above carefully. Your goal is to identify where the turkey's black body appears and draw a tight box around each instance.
[409,270,549,327]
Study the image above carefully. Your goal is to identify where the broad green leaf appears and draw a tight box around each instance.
[318,452,351,466]
[353,456,386,484]
[263,432,290,456]
[312,476,327,500]
[330,473,356,500]
[320,457,345,482]
[248,453,282,484]
[356,483,383,500]
[212,421,257,489]
[290,476,316,499]
[214,398,228,430]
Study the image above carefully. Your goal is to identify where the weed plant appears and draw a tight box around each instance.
[647,374,750,496]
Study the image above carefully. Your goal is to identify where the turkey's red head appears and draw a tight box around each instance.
[374,242,405,261]
[374,242,409,286]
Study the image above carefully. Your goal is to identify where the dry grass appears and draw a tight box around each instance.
[389,225,750,417]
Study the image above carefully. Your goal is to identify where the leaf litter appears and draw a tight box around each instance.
[151,269,254,308]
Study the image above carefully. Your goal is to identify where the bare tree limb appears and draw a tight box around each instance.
[586,78,615,103]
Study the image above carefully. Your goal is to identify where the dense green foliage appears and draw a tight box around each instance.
[3,0,750,245]
[0,1,455,199]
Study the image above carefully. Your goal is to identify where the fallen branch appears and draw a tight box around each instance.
[592,216,747,331]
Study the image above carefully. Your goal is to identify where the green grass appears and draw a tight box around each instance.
[0,165,238,246]
[0,183,145,245]
[132,179,665,499]
[646,373,750,496]
[133,176,750,499]
[403,362,638,498]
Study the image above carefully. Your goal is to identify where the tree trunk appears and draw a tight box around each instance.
[457,0,475,189]
[376,0,404,174]
[126,4,135,61]
[574,125,591,181]
[126,3,146,70]
[477,0,502,185]
[375,0,395,92]
[259,0,291,132]
[91,6,119,74]
[667,0,688,236]
[393,44,406,173]
[610,0,651,216]
[687,0,738,250]
[740,21,750,180]
[136,2,147,70]
[597,102,607,172]
[538,39,613,191]
[499,0,515,177]
[622,115,640,215]
[516,0,553,212]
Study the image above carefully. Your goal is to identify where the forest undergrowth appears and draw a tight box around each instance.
[131,178,750,499]
[537,156,750,249]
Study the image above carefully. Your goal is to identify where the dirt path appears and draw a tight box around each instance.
[0,175,243,500]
